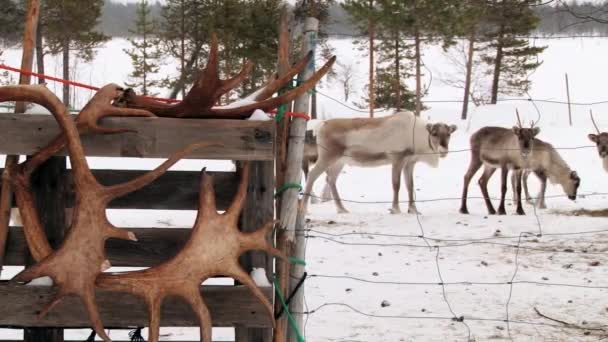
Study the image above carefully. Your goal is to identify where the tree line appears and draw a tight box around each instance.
[0,0,604,118]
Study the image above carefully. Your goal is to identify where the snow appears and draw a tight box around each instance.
[2,36,608,341]
[251,268,272,287]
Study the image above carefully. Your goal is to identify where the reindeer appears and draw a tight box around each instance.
[587,110,608,172]
[460,125,580,215]
[302,111,457,214]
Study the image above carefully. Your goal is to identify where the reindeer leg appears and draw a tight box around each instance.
[302,155,337,213]
[511,171,518,205]
[497,166,508,215]
[478,166,497,215]
[319,173,333,202]
[514,170,525,215]
[535,170,547,209]
[523,170,533,204]
[460,152,482,214]
[326,162,348,214]
[303,160,319,204]
[403,161,419,214]
[390,158,405,214]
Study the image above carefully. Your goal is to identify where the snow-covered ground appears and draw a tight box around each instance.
[1,36,608,341]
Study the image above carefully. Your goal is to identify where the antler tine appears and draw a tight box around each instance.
[253,51,313,102]
[212,55,337,117]
[218,60,254,95]
[10,173,53,260]
[0,84,94,186]
[590,109,601,134]
[77,84,155,134]
[104,142,221,200]
[183,291,213,342]
[196,168,218,219]
[224,161,250,220]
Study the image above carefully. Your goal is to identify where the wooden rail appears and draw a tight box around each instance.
[0,169,238,210]
[0,114,274,161]
[0,283,272,328]
[6,227,193,267]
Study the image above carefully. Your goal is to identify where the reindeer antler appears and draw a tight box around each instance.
[590,109,601,134]
[120,29,336,119]
[0,84,216,342]
[97,162,286,342]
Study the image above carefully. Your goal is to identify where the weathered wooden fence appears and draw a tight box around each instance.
[0,115,277,342]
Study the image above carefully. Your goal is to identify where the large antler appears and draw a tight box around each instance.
[97,162,286,342]
[0,84,215,342]
[120,30,336,119]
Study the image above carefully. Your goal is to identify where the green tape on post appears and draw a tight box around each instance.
[275,183,303,198]
[273,278,306,342]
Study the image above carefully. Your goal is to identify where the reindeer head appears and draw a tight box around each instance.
[426,123,457,158]
[512,126,540,158]
[559,170,580,201]
[588,111,608,159]
[588,133,608,158]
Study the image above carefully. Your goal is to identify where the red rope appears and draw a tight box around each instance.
[0,63,180,103]
[268,109,311,121]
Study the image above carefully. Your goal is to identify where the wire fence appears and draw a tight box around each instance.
[296,90,608,341]
[296,188,608,341]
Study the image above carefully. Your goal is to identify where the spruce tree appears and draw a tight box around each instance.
[124,0,161,96]
[376,0,459,116]
[452,0,491,119]
[481,0,546,103]
[342,0,382,117]
[41,0,108,107]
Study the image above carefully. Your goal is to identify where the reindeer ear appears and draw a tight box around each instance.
[449,124,457,133]
[532,127,541,136]
[589,134,599,143]
[512,126,520,135]
[426,123,433,134]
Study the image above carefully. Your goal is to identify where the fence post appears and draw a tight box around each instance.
[286,17,319,342]
[565,73,572,126]
[0,0,41,279]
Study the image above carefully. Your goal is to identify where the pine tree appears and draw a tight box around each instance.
[41,0,108,107]
[481,0,546,104]
[451,0,491,119]
[124,0,161,95]
[376,0,460,116]
[342,0,382,117]
[0,0,25,47]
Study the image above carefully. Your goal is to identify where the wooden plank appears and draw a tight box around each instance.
[6,227,191,267]
[235,161,275,342]
[0,283,272,328]
[0,115,274,161]
[1,170,238,211]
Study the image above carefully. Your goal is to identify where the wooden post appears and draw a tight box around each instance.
[273,10,295,342]
[236,161,275,342]
[565,73,572,126]
[0,0,40,277]
[24,158,66,342]
[281,17,319,342]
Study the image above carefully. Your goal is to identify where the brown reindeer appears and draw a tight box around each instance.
[460,125,580,215]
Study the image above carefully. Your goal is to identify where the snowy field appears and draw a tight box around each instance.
[1,36,608,341]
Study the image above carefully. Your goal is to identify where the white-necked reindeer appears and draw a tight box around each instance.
[587,111,608,172]
[460,123,580,215]
[302,111,457,214]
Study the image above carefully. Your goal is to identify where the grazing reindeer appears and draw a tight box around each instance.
[587,110,608,172]
[302,111,457,214]
[460,125,580,215]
